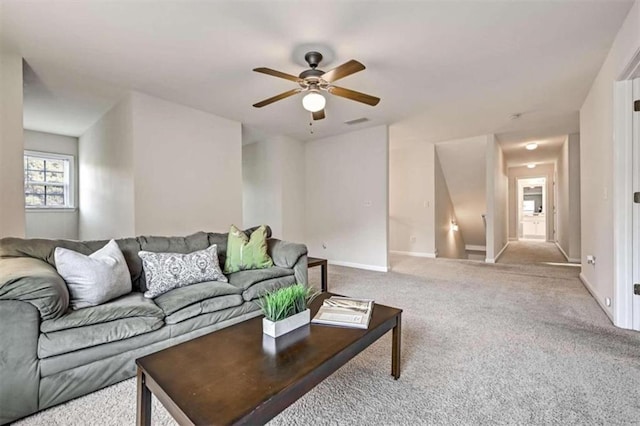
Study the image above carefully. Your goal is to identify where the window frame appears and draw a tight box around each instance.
[24,150,76,210]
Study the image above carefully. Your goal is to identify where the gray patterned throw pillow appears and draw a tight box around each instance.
[139,244,228,298]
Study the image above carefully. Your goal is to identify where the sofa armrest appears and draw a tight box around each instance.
[267,239,308,268]
[267,239,308,286]
[0,257,69,320]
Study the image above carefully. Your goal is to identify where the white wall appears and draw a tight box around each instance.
[555,133,581,262]
[242,134,306,242]
[580,0,640,321]
[0,51,25,238]
[280,136,306,243]
[556,135,570,255]
[24,130,79,240]
[486,135,508,262]
[434,150,466,258]
[389,140,436,256]
[305,125,389,271]
[568,133,581,261]
[79,95,135,240]
[507,164,556,242]
[243,140,282,236]
[79,92,242,239]
[435,135,488,247]
[131,92,242,236]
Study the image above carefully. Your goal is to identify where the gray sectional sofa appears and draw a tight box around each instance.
[0,226,308,424]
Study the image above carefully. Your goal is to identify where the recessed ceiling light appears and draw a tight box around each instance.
[525,143,538,150]
[527,164,536,169]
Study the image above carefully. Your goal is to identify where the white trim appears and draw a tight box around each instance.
[389,250,437,258]
[328,260,388,272]
[613,80,634,329]
[579,273,614,324]
[554,241,569,261]
[508,237,518,241]
[25,207,78,213]
[618,47,640,80]
[491,241,509,263]
[465,245,486,252]
[553,241,581,264]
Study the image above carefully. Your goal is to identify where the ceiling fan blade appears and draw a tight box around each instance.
[253,67,301,83]
[253,88,301,108]
[321,60,365,83]
[328,86,380,106]
[312,109,326,120]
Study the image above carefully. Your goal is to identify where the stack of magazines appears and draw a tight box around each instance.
[311,296,374,329]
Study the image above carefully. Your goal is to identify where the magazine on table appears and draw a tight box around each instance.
[311,296,374,329]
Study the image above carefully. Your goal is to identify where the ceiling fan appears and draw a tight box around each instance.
[252,51,380,121]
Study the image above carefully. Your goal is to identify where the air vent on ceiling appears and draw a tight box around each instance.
[344,117,370,125]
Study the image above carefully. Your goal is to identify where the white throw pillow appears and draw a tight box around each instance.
[55,240,132,309]
[139,244,228,298]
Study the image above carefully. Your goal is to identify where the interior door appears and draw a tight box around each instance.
[632,78,640,330]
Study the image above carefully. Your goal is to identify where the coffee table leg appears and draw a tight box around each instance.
[137,368,152,426]
[392,313,401,380]
[321,262,328,292]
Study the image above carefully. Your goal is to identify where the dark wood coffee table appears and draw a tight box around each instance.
[136,293,402,425]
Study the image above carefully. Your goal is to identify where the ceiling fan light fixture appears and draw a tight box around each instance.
[302,91,326,112]
[525,143,538,150]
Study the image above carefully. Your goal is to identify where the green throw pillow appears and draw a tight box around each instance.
[224,224,274,273]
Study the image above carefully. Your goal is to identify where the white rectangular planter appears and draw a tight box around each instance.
[262,309,310,338]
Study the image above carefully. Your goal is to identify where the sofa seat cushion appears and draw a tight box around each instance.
[241,275,297,302]
[40,293,163,333]
[153,281,242,316]
[38,293,164,359]
[227,267,294,292]
[165,294,244,325]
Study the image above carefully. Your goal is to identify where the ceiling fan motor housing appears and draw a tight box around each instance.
[304,51,323,68]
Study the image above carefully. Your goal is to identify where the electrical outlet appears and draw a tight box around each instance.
[321,242,327,249]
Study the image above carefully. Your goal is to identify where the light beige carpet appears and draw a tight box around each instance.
[497,241,569,265]
[15,256,640,425]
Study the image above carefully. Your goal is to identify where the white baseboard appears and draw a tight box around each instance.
[579,272,614,323]
[328,260,388,272]
[465,245,486,252]
[508,237,518,241]
[555,241,569,261]
[486,241,509,263]
[554,242,581,264]
[496,241,509,260]
[389,250,437,259]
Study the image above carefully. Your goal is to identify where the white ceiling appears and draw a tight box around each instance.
[1,0,633,148]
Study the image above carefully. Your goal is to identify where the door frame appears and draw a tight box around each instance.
[613,48,640,330]
[516,176,547,241]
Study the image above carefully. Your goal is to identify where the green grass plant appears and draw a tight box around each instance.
[257,284,318,322]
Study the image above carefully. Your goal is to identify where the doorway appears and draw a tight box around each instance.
[517,177,546,240]
[632,77,640,330]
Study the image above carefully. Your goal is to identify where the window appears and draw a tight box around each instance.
[24,151,75,208]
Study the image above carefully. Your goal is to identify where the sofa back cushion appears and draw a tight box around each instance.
[0,226,273,293]
[0,236,143,290]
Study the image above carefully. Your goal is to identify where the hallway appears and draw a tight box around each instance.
[497,241,570,265]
